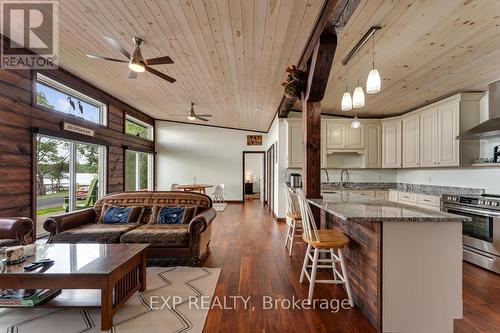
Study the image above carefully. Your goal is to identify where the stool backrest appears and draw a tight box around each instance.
[296,189,320,242]
[283,184,300,217]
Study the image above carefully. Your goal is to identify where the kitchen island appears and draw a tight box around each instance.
[308,193,468,333]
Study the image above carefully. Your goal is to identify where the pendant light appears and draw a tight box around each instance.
[351,116,361,129]
[352,53,365,108]
[341,64,352,111]
[366,32,381,94]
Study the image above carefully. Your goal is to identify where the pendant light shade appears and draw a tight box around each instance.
[341,91,352,111]
[351,116,361,129]
[352,86,365,108]
[366,69,381,94]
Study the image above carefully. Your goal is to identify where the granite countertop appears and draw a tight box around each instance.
[320,182,484,196]
[308,193,469,223]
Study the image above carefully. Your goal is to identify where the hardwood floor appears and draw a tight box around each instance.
[203,201,500,333]
[203,201,377,332]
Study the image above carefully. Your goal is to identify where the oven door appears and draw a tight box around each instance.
[443,204,500,257]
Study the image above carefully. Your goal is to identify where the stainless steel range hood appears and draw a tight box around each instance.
[458,81,500,140]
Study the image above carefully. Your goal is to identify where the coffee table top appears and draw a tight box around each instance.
[0,244,148,275]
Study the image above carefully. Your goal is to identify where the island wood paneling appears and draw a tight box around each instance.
[0,37,155,234]
[322,211,382,332]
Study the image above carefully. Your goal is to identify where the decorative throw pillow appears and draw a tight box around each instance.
[98,204,143,224]
[148,205,197,225]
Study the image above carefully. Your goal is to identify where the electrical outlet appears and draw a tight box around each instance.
[428,176,432,182]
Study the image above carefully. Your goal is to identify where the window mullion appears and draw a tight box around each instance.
[135,152,140,191]
[69,142,77,211]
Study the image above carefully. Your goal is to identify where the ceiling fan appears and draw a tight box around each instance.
[86,36,176,83]
[174,103,213,122]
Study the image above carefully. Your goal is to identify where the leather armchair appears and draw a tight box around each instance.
[0,217,34,245]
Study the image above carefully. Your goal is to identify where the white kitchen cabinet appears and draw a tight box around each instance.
[375,190,390,201]
[321,123,327,168]
[398,192,417,205]
[419,108,439,167]
[437,101,459,166]
[285,120,303,168]
[365,123,382,168]
[346,124,365,147]
[402,114,420,168]
[326,123,346,148]
[389,190,399,202]
[382,119,402,168]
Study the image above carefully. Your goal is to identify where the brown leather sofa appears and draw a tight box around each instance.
[0,217,34,247]
[44,191,216,265]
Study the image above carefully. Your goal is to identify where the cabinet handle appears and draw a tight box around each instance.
[423,199,432,202]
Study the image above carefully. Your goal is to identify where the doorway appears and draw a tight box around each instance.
[35,134,106,237]
[265,144,275,212]
[242,151,265,203]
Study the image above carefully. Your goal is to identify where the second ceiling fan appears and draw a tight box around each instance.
[86,36,176,83]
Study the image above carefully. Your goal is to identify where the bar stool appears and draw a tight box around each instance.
[295,189,354,305]
[283,184,303,256]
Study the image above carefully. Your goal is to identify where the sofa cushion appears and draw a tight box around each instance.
[53,223,139,244]
[120,224,190,248]
[98,204,143,224]
[148,205,197,225]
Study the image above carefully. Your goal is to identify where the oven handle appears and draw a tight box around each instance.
[443,204,500,217]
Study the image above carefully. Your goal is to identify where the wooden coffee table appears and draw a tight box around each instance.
[0,244,148,330]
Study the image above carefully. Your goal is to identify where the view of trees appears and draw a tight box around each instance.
[125,119,149,139]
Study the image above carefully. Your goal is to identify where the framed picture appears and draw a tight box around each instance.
[247,135,263,146]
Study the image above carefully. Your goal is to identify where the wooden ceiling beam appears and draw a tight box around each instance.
[278,0,361,118]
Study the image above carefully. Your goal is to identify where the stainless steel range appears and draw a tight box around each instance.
[442,194,500,273]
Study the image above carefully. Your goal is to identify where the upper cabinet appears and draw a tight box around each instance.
[382,119,402,168]
[419,108,438,167]
[437,101,459,166]
[402,114,420,168]
[365,123,382,168]
[285,119,303,168]
[326,122,365,149]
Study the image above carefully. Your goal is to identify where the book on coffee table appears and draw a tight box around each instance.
[0,288,61,307]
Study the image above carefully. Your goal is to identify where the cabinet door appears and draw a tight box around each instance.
[389,190,399,202]
[402,115,420,168]
[321,123,327,168]
[375,190,389,201]
[346,125,365,147]
[326,123,346,148]
[382,120,402,168]
[286,122,303,168]
[437,102,459,166]
[365,123,382,168]
[419,108,438,167]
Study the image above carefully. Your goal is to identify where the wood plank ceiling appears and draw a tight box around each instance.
[51,0,325,132]
[316,0,500,118]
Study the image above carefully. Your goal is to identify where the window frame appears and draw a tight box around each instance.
[34,72,108,126]
[125,149,154,191]
[125,115,154,141]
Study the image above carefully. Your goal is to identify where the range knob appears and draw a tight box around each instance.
[479,200,484,204]
[492,202,499,207]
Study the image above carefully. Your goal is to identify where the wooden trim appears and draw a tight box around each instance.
[33,127,111,147]
[242,151,266,204]
[123,145,155,155]
[157,119,267,134]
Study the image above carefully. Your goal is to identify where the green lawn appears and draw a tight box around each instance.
[37,206,65,216]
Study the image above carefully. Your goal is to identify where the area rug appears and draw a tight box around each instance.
[0,266,221,333]
[213,203,227,212]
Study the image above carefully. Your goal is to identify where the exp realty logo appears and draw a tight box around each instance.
[1,1,58,69]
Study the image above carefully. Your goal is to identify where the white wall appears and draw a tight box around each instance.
[265,114,286,218]
[155,121,264,201]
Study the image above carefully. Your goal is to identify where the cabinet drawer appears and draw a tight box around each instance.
[416,194,440,207]
[398,192,416,203]
[352,190,375,197]
[416,203,441,211]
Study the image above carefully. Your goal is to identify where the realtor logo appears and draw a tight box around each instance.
[1,1,58,69]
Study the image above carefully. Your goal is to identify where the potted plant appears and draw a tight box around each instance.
[282,65,306,98]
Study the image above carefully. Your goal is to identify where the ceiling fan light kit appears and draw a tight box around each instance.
[86,36,176,83]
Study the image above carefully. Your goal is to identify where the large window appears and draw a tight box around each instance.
[125,150,154,191]
[125,115,153,140]
[36,135,106,237]
[35,73,107,125]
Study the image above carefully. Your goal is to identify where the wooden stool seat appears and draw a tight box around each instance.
[286,212,301,220]
[302,229,349,249]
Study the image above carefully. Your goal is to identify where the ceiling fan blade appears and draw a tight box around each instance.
[128,71,138,79]
[86,54,128,63]
[196,116,210,122]
[144,65,176,83]
[145,56,174,65]
[103,36,131,59]
[195,114,212,117]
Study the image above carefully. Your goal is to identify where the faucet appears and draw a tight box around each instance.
[320,168,329,182]
[340,169,350,188]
